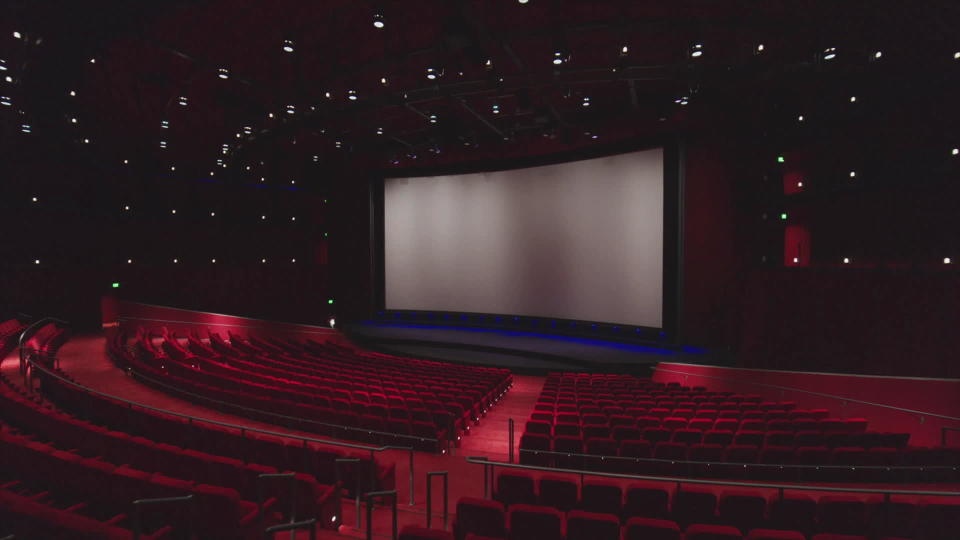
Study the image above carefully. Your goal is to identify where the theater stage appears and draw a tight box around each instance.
[344,321,716,374]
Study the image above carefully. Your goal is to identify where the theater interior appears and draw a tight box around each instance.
[1,1,959,539]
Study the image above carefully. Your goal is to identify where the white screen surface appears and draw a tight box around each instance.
[384,147,664,327]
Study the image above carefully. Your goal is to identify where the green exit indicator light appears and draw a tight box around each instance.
[777,156,785,163]
[327,299,334,305]
[111,282,120,288]
[780,213,788,220]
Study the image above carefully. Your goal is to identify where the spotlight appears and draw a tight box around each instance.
[347,90,357,100]
[211,258,216,263]
[31,196,37,202]
[849,170,856,178]
[780,213,788,220]
[4,75,12,83]
[797,115,804,122]
[373,13,385,28]
[849,96,857,103]
[218,67,229,79]
[283,39,294,53]
[674,96,689,106]
[291,216,296,221]
[261,215,266,220]
[243,126,252,134]
[286,104,295,114]
[261,258,267,263]
[620,45,629,55]
[552,51,564,65]
[945,257,952,264]
[70,117,77,123]
[123,205,130,210]
[582,96,591,107]
[159,140,167,148]
[425,67,441,80]
[90,58,96,64]
[123,159,129,164]
[0,59,5,70]
[843,257,851,264]
[34,259,39,265]
[69,90,76,97]
[756,43,765,53]
[380,77,388,85]
[873,50,882,60]
[83,138,90,144]
[171,209,177,214]
[1,96,11,106]
[160,120,169,128]
[952,148,959,156]
[792,257,799,263]
[13,31,22,39]
[127,259,132,264]
[210,211,216,217]
[955,52,960,60]
[335,140,342,148]
[518,0,529,3]
[170,166,176,171]
[428,113,437,124]
[291,258,297,263]
[484,58,493,69]
[491,103,500,114]
[376,127,383,135]
[329,318,336,328]
[178,96,188,106]
[173,258,178,263]
[823,47,837,60]
[690,43,704,57]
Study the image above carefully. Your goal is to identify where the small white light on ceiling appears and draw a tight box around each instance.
[123,205,130,210]
[485,58,493,69]
[952,148,959,156]
[376,127,383,135]
[283,39,294,53]
[518,0,529,4]
[20,124,31,133]
[347,90,357,101]
[260,177,265,182]
[552,51,564,65]
[218,67,229,79]
[127,259,133,264]
[83,138,90,144]
[243,126,252,134]
[582,96,591,107]
[0,96,10,106]
[690,43,704,57]
[286,104,295,114]
[178,96,188,106]
[426,67,439,80]
[373,13,385,28]
[324,91,331,99]
[211,258,216,263]
[267,112,274,118]
[798,115,804,122]
[261,215,266,220]
[797,181,803,188]
[874,51,882,59]
[823,47,837,60]
[70,117,77,124]
[123,159,128,164]
[159,140,167,148]
[261,258,267,263]
[756,43,765,53]
[161,120,169,128]
[13,31,22,39]
[843,257,850,264]
[792,257,799,263]
[291,258,296,263]
[210,211,216,217]
[34,259,40,265]
[849,170,857,178]
[171,209,176,214]
[89,58,96,64]
[850,96,857,103]
[0,59,6,71]
[954,52,960,60]
[69,90,76,97]
[674,96,689,106]
[173,258,178,263]
[4,75,12,83]
[31,196,37,202]
[492,103,500,114]
[944,257,952,264]
[621,45,629,55]
[290,180,295,185]
[428,113,437,124]
[170,166,176,171]
[291,216,296,221]
[335,140,342,148]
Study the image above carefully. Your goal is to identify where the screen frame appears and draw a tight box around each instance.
[370,137,683,340]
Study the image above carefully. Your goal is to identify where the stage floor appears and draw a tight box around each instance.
[346,321,714,373]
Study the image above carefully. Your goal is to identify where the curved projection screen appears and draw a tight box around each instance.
[384,147,664,328]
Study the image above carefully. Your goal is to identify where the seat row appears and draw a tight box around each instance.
[0,375,340,527]
[485,471,959,539]
[46,332,396,493]
[0,428,272,539]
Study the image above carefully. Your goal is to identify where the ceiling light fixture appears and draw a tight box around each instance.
[178,96,188,106]
[823,47,837,60]
[373,13,385,28]
[218,67,229,79]
[347,90,357,101]
[283,39,294,53]
[690,43,704,58]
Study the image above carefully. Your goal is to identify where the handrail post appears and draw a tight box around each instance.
[468,456,490,498]
[132,494,194,540]
[256,472,298,540]
[335,458,362,529]
[364,490,398,540]
[508,418,515,464]
[426,471,449,530]
[409,448,416,506]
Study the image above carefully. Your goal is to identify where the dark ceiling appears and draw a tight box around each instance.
[4,0,958,193]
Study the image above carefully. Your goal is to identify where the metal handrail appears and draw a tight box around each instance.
[18,316,69,376]
[364,490,398,540]
[27,358,420,504]
[336,458,364,529]
[465,457,960,497]
[257,473,297,539]
[516,446,958,471]
[264,519,317,540]
[132,494,194,540]
[426,471,449,530]
[127,366,441,447]
[655,367,960,423]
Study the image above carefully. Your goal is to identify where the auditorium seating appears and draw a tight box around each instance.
[122,326,511,453]
[519,372,958,482]
[485,471,960,540]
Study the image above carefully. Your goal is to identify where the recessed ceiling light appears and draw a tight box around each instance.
[286,104,295,114]
[952,148,959,156]
[291,258,296,263]
[211,258,216,263]
[261,215,266,220]
[756,43,765,53]
[13,31,22,39]
[34,259,40,264]
[123,159,129,164]
[171,209,177,214]
[69,90,76,97]
[261,258,267,263]
[127,259,133,264]
[4,75,12,83]
[944,257,952,264]
[123,205,130,210]
[954,52,960,60]
[492,103,500,114]
[690,43,704,57]
[0,59,6,71]
[849,96,857,103]
[89,58,96,64]
[843,257,850,264]
[283,39,294,53]
[70,117,77,123]
[83,138,90,144]
[218,67,229,79]
[31,196,37,202]
[621,45,629,55]
[210,211,216,217]
[823,47,837,60]
[173,258,178,263]
[178,96,188,106]
[849,170,856,178]
[518,0,529,4]
[873,51,882,59]
[160,120,169,128]
[582,96,591,107]
[376,127,384,135]
[347,90,357,100]
[797,115,804,122]
[373,13,385,28]
[380,77,388,85]
[426,67,440,80]
[428,113,438,123]
[0,96,10,106]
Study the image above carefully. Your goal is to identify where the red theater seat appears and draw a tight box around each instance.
[454,497,507,540]
[399,525,454,540]
[538,476,578,512]
[685,523,744,540]
[719,491,767,533]
[673,487,717,527]
[580,480,623,516]
[746,529,806,540]
[507,504,563,540]
[565,510,620,540]
[624,485,670,519]
[623,517,682,540]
